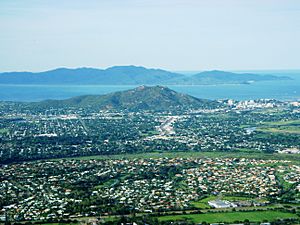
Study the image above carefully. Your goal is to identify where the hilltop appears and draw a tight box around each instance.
[33,85,218,111]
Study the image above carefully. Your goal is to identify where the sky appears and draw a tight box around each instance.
[0,0,300,72]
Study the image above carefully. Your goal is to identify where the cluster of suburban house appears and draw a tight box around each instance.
[1,157,298,221]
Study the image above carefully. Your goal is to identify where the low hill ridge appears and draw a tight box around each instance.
[0,66,291,85]
[35,85,218,111]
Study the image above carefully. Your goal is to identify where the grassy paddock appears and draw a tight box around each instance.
[158,210,298,223]
[191,196,217,209]
[262,120,300,126]
[50,151,300,164]
[257,119,300,134]
[257,127,300,134]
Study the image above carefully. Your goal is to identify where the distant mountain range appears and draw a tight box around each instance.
[0,66,291,85]
[32,86,219,111]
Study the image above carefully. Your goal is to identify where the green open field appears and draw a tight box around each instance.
[258,127,300,134]
[158,210,299,223]
[191,196,217,209]
[51,151,300,165]
[257,119,300,134]
[262,120,300,126]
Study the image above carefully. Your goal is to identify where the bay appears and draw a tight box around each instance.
[0,71,299,102]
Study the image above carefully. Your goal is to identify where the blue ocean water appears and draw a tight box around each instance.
[0,71,299,102]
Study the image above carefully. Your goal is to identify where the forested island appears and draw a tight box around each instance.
[0,66,291,85]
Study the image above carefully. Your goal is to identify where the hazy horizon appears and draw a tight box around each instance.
[1,65,300,74]
[1,0,300,72]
